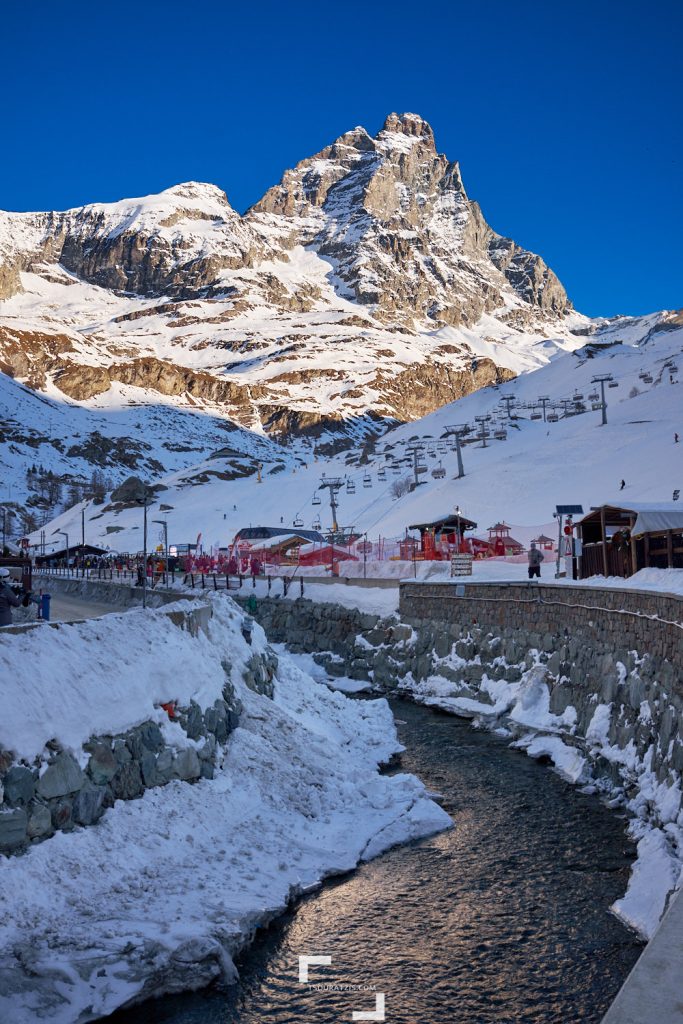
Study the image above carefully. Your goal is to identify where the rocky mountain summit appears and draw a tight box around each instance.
[251,112,569,327]
[0,111,653,515]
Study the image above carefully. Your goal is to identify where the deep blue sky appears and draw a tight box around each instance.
[2,0,681,317]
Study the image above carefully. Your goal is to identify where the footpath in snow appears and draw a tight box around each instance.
[0,595,450,1023]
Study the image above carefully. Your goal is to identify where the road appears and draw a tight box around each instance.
[47,594,118,623]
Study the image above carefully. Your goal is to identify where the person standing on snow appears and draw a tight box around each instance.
[0,568,22,626]
[527,542,544,580]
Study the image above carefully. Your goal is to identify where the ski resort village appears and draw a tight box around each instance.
[1,11,682,1020]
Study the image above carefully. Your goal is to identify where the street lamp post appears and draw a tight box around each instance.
[153,519,169,586]
[1,508,6,551]
[141,501,148,608]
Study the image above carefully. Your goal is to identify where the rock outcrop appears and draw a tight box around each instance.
[0,112,586,460]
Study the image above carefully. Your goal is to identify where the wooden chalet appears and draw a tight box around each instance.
[532,533,554,551]
[408,512,477,559]
[576,503,683,579]
[486,522,524,556]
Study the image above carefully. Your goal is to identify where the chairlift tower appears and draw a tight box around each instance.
[318,477,343,533]
[537,396,551,423]
[590,374,615,426]
[500,395,517,420]
[474,415,491,448]
[405,445,426,489]
[443,424,470,478]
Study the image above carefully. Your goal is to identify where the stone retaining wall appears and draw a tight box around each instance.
[399,582,683,682]
[0,603,278,856]
[240,589,683,827]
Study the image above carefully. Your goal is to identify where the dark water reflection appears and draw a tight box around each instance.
[110,698,642,1024]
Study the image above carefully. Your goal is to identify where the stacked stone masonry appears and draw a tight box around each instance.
[0,606,278,856]
[240,584,683,827]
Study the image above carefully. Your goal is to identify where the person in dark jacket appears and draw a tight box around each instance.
[0,568,22,626]
[527,542,544,580]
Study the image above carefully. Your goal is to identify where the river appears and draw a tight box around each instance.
[108,697,642,1023]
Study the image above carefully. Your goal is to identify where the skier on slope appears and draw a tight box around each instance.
[527,542,544,580]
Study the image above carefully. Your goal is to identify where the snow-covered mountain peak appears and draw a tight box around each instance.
[2,110,667,527]
[378,111,437,150]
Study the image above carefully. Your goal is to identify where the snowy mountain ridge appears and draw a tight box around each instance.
[0,112,678,536]
[0,113,586,441]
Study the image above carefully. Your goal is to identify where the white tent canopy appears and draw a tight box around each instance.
[632,510,683,537]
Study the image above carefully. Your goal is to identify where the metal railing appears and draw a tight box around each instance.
[33,567,306,597]
[182,573,305,597]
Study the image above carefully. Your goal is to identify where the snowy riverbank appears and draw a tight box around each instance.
[0,596,450,1023]
[405,655,683,940]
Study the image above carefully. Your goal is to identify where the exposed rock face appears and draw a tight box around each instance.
[250,112,570,327]
[0,112,584,455]
[0,183,261,301]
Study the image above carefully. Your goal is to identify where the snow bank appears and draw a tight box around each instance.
[0,595,450,1022]
[611,828,683,939]
[0,600,251,762]
[250,578,399,616]
[576,567,683,597]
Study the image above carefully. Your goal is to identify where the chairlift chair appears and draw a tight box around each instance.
[312,493,321,506]
[530,411,542,421]
[431,461,446,479]
[642,374,653,384]
[362,473,372,488]
[377,467,387,481]
[493,428,507,440]
[572,392,584,401]
[346,481,356,494]
[608,381,619,388]
[588,391,600,401]
[312,517,321,531]
[293,516,304,528]
[591,402,603,411]
[547,412,559,423]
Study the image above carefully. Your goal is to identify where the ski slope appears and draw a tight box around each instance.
[29,319,683,555]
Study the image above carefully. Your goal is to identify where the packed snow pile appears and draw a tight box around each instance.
[0,600,249,761]
[0,595,451,1022]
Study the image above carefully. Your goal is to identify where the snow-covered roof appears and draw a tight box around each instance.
[631,509,683,537]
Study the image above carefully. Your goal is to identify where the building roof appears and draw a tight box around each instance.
[408,513,477,532]
[631,509,683,537]
[580,502,683,529]
[234,526,325,543]
[36,544,108,561]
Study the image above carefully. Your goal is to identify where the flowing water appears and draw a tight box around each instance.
[110,698,642,1024]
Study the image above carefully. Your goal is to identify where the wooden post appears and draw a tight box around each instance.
[630,517,637,575]
[644,533,650,568]
[600,506,609,577]
[667,529,674,568]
